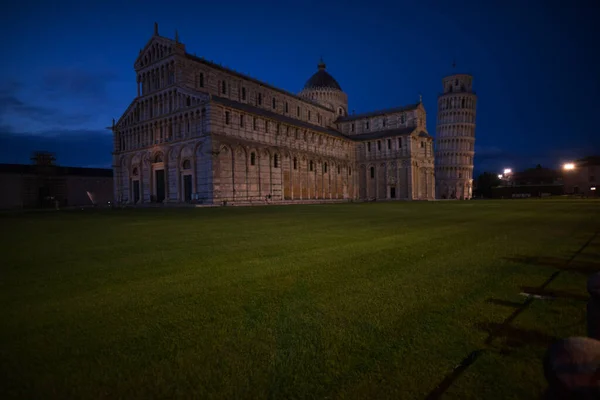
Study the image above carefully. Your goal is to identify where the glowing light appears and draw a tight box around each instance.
[497,174,503,179]
[591,187,597,191]
[563,163,575,170]
[503,168,512,174]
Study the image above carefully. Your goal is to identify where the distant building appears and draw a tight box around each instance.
[492,165,564,198]
[563,156,600,197]
[0,152,113,209]
[111,23,436,205]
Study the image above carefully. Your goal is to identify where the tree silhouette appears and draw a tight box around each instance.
[474,172,502,198]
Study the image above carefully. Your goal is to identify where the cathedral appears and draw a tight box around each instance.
[112,24,473,205]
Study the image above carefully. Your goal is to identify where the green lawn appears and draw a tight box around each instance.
[1,200,599,399]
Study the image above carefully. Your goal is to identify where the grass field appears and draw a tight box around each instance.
[1,199,599,399]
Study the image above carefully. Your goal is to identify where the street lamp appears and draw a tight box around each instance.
[563,163,575,170]
[497,174,503,179]
[503,168,512,175]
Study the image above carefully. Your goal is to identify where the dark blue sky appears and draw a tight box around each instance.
[1,0,598,175]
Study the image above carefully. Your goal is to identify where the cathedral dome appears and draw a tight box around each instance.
[303,59,342,91]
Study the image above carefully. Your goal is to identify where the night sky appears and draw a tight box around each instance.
[1,0,598,175]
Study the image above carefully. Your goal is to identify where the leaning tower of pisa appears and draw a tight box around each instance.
[435,73,477,199]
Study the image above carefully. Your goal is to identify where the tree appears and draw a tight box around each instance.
[474,172,502,198]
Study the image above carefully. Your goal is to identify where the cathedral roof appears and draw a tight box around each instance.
[185,53,334,112]
[303,60,342,91]
[210,96,348,140]
[336,103,421,122]
[350,127,416,141]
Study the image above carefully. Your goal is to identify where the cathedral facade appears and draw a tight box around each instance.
[112,25,436,205]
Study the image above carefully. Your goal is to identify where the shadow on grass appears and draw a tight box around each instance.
[504,256,600,275]
[427,231,599,399]
[519,286,589,302]
[476,322,559,349]
[485,298,524,308]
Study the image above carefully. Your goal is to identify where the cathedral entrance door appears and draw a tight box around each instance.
[183,174,192,202]
[155,169,165,202]
[390,186,396,199]
[283,171,291,200]
[133,180,140,203]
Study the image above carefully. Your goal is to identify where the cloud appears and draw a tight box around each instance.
[0,128,113,167]
[41,67,119,101]
[0,80,95,127]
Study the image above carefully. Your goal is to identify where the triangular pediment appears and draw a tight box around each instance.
[134,35,177,70]
[115,88,211,129]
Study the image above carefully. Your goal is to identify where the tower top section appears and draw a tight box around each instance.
[441,74,474,95]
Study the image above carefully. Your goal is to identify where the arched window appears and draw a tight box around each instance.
[272,97,276,109]
[370,167,375,178]
[349,167,352,176]
[182,159,191,170]
[221,81,226,94]
[462,98,465,108]
[186,97,191,107]
[132,167,139,176]
[309,161,314,171]
[154,153,163,163]
[250,152,256,166]
[324,163,328,173]
[273,154,279,168]
[293,157,297,170]
[337,165,341,174]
